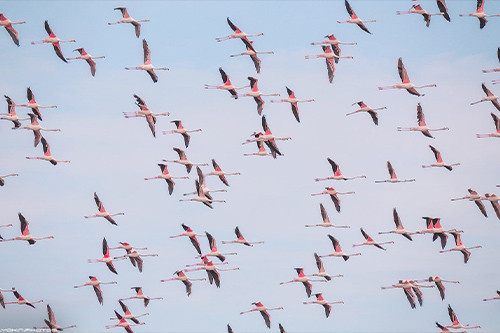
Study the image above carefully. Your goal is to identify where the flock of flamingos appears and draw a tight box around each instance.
[1,0,500,332]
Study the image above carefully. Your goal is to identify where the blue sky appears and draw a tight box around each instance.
[1,0,500,332]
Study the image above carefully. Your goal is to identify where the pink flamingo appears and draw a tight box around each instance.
[204,68,248,99]
[160,270,206,296]
[280,267,326,298]
[125,39,169,83]
[0,173,18,187]
[338,0,376,34]
[312,252,343,281]
[483,290,500,301]
[183,166,227,199]
[18,87,57,121]
[477,112,500,138]
[31,20,75,63]
[221,226,264,246]
[319,235,361,261]
[144,163,188,195]
[347,101,387,126]
[170,223,205,255]
[311,187,355,213]
[74,276,117,305]
[381,280,434,308]
[397,3,445,27]
[414,276,459,300]
[114,249,158,272]
[109,300,149,324]
[378,208,414,241]
[4,289,43,308]
[123,94,170,119]
[271,87,315,123]
[305,203,350,228]
[242,116,291,157]
[205,159,240,187]
[84,192,124,226]
[179,180,226,209]
[444,304,481,329]
[162,120,202,148]
[470,83,500,111]
[422,145,460,171]
[240,77,280,115]
[303,293,344,318]
[305,45,351,83]
[108,7,150,38]
[378,58,436,96]
[232,40,273,74]
[482,193,500,219]
[163,147,208,174]
[352,228,394,250]
[315,158,366,182]
[40,304,77,331]
[66,48,105,76]
[239,301,284,329]
[0,13,25,46]
[216,17,263,43]
[451,188,488,217]
[20,113,61,147]
[1,95,29,128]
[87,238,126,274]
[199,231,237,262]
[482,47,500,73]
[25,137,70,165]
[0,212,53,245]
[415,217,458,249]
[243,141,276,157]
[105,310,145,332]
[185,256,239,288]
[397,103,449,138]
[311,34,357,55]
[459,0,499,29]
[440,231,482,263]
[119,287,163,307]
[375,161,416,183]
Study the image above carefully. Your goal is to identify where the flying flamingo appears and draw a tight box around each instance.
[0,13,25,46]
[381,280,434,308]
[451,188,488,217]
[352,228,394,250]
[414,276,460,300]
[123,94,170,119]
[338,0,376,34]
[144,163,188,195]
[346,101,387,125]
[270,87,315,123]
[319,235,361,261]
[74,276,117,305]
[231,40,273,74]
[435,321,465,333]
[375,161,416,183]
[280,267,326,298]
[183,167,227,199]
[87,237,126,274]
[459,0,500,29]
[0,173,18,187]
[108,7,150,38]
[162,120,202,148]
[422,145,460,171]
[415,217,458,249]
[221,226,264,246]
[396,3,445,27]
[2,95,29,128]
[397,103,449,138]
[305,45,353,83]
[0,212,53,245]
[31,20,75,63]
[185,256,239,288]
[205,159,240,186]
[160,270,206,296]
[199,231,237,262]
[242,115,291,157]
[312,252,343,281]
[470,83,500,111]
[303,293,344,318]
[125,39,169,83]
[482,48,500,73]
[305,203,350,228]
[163,147,208,174]
[179,180,226,208]
[243,141,276,157]
[169,223,205,255]
[105,310,145,332]
[483,291,500,301]
[240,77,280,115]
[109,301,149,324]
[114,249,158,272]
[444,304,481,329]
[0,288,14,308]
[311,187,355,213]
[119,287,163,307]
[4,289,43,308]
[310,34,357,57]
[20,113,61,147]
[39,305,77,331]
[378,208,414,241]
[378,58,436,96]
[204,68,248,99]
[18,87,57,121]
[477,113,500,138]
[25,137,70,165]
[440,231,481,263]
[66,48,105,76]
[216,17,263,43]
[84,192,124,226]
[482,193,500,219]
[316,158,366,182]
[239,301,284,329]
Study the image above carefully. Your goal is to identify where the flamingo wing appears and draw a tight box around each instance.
[435,280,446,300]
[250,54,262,74]
[291,102,300,123]
[491,113,500,131]
[226,17,239,32]
[303,281,313,298]
[367,110,378,125]
[323,303,332,318]
[44,20,53,36]
[18,212,28,235]
[429,145,441,162]
[208,270,220,288]
[165,178,175,195]
[490,199,500,219]
[219,67,228,83]
[105,215,118,226]
[94,192,104,211]
[325,57,335,83]
[146,114,156,137]
[356,21,371,34]
[320,203,329,222]
[85,58,97,76]
[412,286,423,306]
[416,103,426,126]
[448,304,458,323]
[254,96,264,115]
[260,310,271,329]
[344,0,355,18]
[33,130,42,148]
[142,39,151,64]
[264,139,282,156]
[5,25,19,46]
[93,285,103,305]
[52,42,68,63]
[474,200,488,217]
[134,94,147,108]
[437,0,450,21]
[183,279,193,296]
[182,132,190,148]
[327,234,340,250]
[403,288,416,309]
[132,21,141,38]
[387,161,396,178]
[146,69,158,83]
[397,58,410,83]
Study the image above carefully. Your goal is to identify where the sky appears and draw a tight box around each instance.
[1,0,500,332]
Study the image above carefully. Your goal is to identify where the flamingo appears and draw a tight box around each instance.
[378,208,414,241]
[242,116,291,157]
[66,48,105,76]
[477,113,500,138]
[160,270,206,296]
[123,94,170,119]
[30,20,75,63]
[0,212,54,245]
[240,77,280,115]
[119,287,163,307]
[375,161,416,183]
[25,137,70,165]
[414,276,460,300]
[232,39,273,74]
[4,289,43,308]
[319,235,361,261]
[310,34,357,57]
[470,83,500,111]
[305,203,350,228]
[183,167,227,199]
[0,288,14,308]
[0,173,18,187]
[84,192,124,226]
[352,228,394,250]
[444,304,481,329]
[109,301,149,324]
[108,7,149,38]
[125,39,169,83]
[185,256,239,288]
[422,145,460,171]
[1,95,29,129]
[40,305,77,332]
[216,17,263,43]
[312,252,343,281]
[305,45,353,83]
[0,13,25,46]
[221,226,264,246]
[459,0,500,29]
[482,47,500,74]
[378,58,437,96]
[435,321,464,333]
[205,159,240,186]
[170,223,205,255]
[20,113,61,147]
[239,301,284,329]
[311,187,355,213]
[451,188,488,217]
[204,68,248,99]
[482,193,500,219]
[163,147,208,174]
[396,3,445,27]
[415,217,458,249]
[338,0,376,34]
[270,87,315,123]
[280,267,326,298]
[73,276,117,305]
[397,103,449,138]
[162,120,202,148]
[179,180,226,208]
[144,163,188,195]
[316,158,366,182]
[243,141,276,157]
[483,290,500,301]
[440,231,481,263]
[114,249,158,272]
[87,237,126,274]
[105,310,145,332]
[18,87,57,120]
[381,280,434,308]
[199,231,237,262]
[346,101,386,126]
[303,293,344,318]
